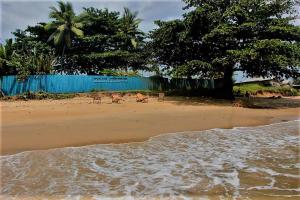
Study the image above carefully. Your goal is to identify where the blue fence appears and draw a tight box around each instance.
[0,75,217,96]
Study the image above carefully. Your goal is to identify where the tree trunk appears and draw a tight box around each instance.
[61,45,66,73]
[222,66,234,100]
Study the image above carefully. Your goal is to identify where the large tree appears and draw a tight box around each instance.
[66,7,148,74]
[45,1,83,69]
[1,2,150,76]
[0,39,16,75]
[119,7,143,49]
[0,30,55,77]
[151,0,300,98]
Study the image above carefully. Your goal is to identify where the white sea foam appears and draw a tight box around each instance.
[1,120,299,200]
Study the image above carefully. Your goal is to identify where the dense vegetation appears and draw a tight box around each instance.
[0,1,148,77]
[233,83,299,96]
[150,0,300,98]
[0,0,299,99]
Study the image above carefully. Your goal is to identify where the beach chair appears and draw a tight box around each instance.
[111,93,124,103]
[91,93,102,104]
[136,93,149,103]
[158,92,165,102]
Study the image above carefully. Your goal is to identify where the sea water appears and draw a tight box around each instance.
[1,120,299,200]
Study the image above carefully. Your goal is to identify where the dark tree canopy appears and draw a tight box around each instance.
[1,0,299,97]
[150,0,300,98]
[63,7,148,74]
[1,2,149,76]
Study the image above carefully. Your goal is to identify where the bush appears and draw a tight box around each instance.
[233,83,299,97]
[6,91,76,100]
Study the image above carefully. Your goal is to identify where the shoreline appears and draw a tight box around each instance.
[1,96,300,155]
[1,118,299,158]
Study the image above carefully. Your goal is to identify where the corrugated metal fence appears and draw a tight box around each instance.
[0,75,217,96]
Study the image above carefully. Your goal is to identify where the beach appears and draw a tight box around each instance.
[1,114,299,199]
[1,95,299,155]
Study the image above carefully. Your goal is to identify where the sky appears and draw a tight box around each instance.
[0,0,186,41]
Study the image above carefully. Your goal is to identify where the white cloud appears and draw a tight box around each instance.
[3,0,296,42]
[0,0,185,40]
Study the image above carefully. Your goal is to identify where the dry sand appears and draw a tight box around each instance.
[1,95,299,155]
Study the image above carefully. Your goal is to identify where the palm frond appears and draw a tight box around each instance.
[65,2,74,14]
[47,30,58,42]
[49,6,64,21]
[57,24,66,31]
[71,27,84,37]
[58,1,66,13]
[131,38,138,48]
[44,21,63,30]
[74,22,83,29]
[54,30,64,46]
[47,1,83,49]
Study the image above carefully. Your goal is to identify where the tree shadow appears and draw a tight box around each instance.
[165,96,233,107]
[242,97,300,109]
[166,96,300,109]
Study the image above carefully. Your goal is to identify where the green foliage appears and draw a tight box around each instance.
[150,20,189,69]
[45,1,83,48]
[0,91,75,101]
[6,27,57,78]
[119,7,143,49]
[293,77,300,85]
[0,39,16,75]
[3,1,148,76]
[174,60,215,78]
[89,89,155,95]
[5,0,299,93]
[99,69,140,76]
[13,91,75,100]
[233,83,299,96]
[45,1,84,70]
[8,47,56,80]
[79,7,120,36]
[151,0,300,98]
[64,6,147,74]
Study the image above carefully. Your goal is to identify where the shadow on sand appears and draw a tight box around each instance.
[165,96,300,109]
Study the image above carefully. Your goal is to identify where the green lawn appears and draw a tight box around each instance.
[233,83,299,96]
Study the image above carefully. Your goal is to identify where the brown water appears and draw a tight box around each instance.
[1,120,299,200]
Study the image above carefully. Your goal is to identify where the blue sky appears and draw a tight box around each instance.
[1,0,299,40]
[1,0,299,42]
[0,0,186,41]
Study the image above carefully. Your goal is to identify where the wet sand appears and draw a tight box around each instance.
[1,96,299,155]
[1,120,299,199]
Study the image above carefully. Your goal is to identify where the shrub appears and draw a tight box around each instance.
[10,91,76,100]
[233,83,299,96]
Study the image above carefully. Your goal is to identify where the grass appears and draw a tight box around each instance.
[0,90,159,101]
[1,91,76,101]
[1,84,298,101]
[90,89,161,96]
[233,83,299,96]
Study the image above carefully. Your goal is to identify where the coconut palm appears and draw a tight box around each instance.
[0,39,15,73]
[0,39,14,62]
[45,1,83,69]
[120,7,142,49]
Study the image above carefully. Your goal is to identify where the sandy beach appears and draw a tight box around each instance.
[1,95,299,155]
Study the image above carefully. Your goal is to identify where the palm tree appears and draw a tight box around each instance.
[0,39,15,71]
[0,39,14,61]
[120,7,142,49]
[45,1,83,70]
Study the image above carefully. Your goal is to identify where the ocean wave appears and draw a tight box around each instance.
[1,120,299,200]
